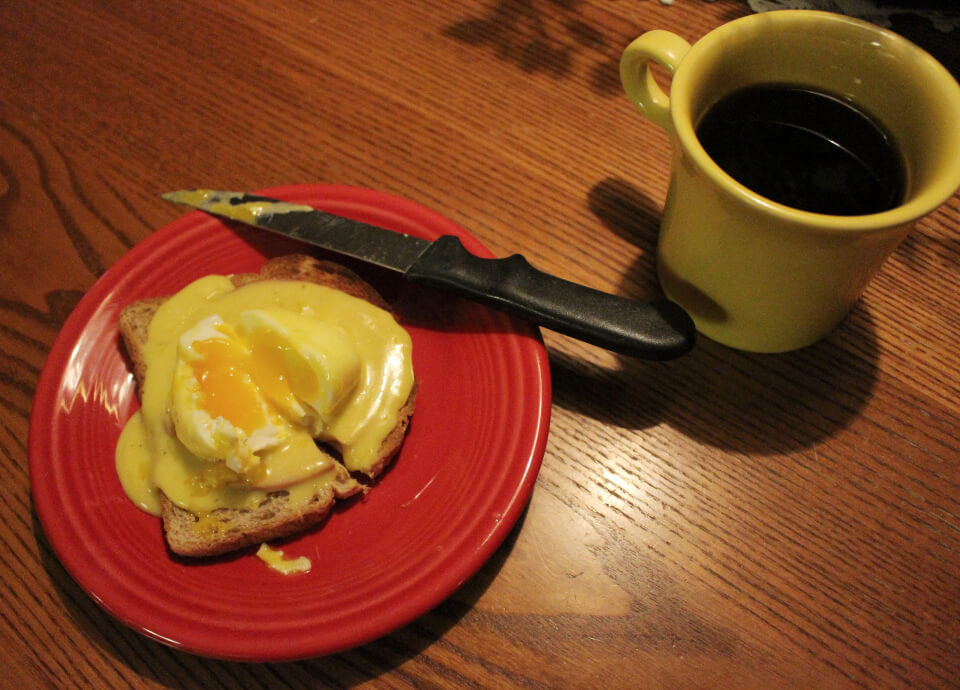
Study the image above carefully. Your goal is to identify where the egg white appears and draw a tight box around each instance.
[169,315,285,474]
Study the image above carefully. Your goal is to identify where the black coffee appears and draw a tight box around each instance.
[695,84,905,215]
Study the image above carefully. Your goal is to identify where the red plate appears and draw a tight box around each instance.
[29,184,551,661]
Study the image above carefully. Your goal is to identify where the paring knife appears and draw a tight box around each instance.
[162,189,696,360]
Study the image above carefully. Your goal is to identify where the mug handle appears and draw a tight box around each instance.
[619,31,691,132]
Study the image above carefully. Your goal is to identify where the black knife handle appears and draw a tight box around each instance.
[406,236,695,360]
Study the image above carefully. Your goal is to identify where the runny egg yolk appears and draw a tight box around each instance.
[189,330,268,435]
[242,323,323,426]
[236,308,364,436]
[171,311,362,475]
[186,320,333,439]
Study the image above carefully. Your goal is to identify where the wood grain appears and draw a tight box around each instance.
[2,0,959,687]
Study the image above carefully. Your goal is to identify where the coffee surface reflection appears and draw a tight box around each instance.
[696,84,905,216]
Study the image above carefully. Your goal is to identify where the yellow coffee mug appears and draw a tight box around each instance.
[620,10,960,352]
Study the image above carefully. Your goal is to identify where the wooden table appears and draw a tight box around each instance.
[4,1,959,687]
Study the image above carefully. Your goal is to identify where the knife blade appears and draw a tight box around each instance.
[162,189,695,360]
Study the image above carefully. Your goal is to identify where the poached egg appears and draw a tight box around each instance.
[116,273,414,518]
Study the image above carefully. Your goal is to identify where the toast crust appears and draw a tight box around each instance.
[118,254,416,557]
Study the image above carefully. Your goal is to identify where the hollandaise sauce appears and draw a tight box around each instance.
[256,543,312,575]
[115,275,414,518]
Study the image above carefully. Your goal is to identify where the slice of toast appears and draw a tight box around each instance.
[118,254,416,557]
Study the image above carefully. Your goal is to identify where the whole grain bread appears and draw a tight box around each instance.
[118,254,416,558]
